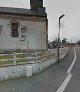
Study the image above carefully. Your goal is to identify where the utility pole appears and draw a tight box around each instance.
[58,14,65,63]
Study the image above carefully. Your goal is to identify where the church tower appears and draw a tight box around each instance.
[30,0,43,10]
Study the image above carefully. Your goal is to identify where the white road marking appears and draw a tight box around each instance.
[56,47,76,92]
[56,74,72,92]
[67,47,76,74]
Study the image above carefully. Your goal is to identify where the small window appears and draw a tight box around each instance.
[20,27,27,41]
[20,35,26,41]
[11,23,19,37]
[0,25,2,34]
[21,27,26,33]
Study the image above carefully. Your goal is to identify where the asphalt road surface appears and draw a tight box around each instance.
[0,47,80,92]
[64,46,80,92]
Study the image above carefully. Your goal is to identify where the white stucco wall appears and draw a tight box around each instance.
[0,19,47,50]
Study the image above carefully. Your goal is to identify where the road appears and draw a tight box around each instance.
[64,46,80,92]
[0,47,80,92]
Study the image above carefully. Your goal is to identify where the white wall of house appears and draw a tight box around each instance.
[0,18,47,50]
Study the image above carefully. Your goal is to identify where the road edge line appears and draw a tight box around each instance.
[67,47,76,74]
[56,74,72,92]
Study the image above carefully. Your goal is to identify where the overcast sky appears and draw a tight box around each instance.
[0,0,80,42]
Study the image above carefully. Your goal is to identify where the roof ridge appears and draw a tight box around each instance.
[0,6,47,16]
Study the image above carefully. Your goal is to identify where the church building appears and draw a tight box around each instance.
[0,0,48,50]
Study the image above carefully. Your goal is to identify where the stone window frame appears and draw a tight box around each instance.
[20,26,27,41]
[10,21,19,38]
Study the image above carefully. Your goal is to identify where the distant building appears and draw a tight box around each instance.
[0,0,48,50]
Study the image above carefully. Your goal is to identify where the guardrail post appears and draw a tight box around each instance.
[14,52,16,65]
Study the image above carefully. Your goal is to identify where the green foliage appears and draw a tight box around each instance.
[0,60,13,65]
[16,54,26,58]
[0,55,13,60]
[16,60,27,63]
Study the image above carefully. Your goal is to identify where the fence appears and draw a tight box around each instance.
[0,50,55,66]
[0,47,69,66]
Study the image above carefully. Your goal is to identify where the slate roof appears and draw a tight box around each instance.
[0,6,47,17]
